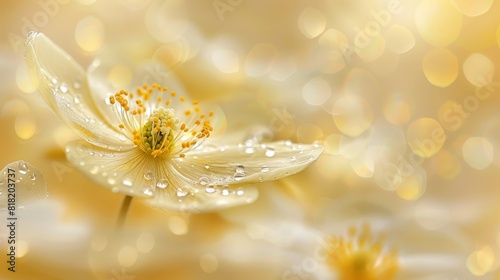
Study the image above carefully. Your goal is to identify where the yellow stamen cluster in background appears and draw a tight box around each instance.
[108,83,215,158]
[326,224,398,280]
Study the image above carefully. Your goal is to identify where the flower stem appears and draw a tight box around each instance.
[116,195,133,232]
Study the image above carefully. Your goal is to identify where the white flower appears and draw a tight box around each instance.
[24,32,322,212]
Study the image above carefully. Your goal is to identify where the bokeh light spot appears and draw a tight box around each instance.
[199,253,218,273]
[298,7,326,39]
[415,0,462,47]
[467,246,495,276]
[422,48,458,87]
[212,49,239,73]
[451,0,493,16]
[302,77,331,106]
[136,232,155,254]
[15,114,37,140]
[107,64,132,89]
[91,234,107,252]
[396,168,427,200]
[75,16,105,52]
[117,246,138,268]
[385,24,415,54]
[245,43,278,77]
[407,118,446,158]
[169,215,188,235]
[462,137,493,170]
[463,53,495,86]
[16,64,36,94]
[332,95,373,137]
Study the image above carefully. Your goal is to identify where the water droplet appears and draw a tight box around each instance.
[176,188,188,197]
[122,178,133,187]
[234,173,245,181]
[221,188,230,196]
[284,140,292,146]
[59,83,68,93]
[261,166,270,173]
[205,186,216,193]
[245,147,255,154]
[156,178,168,189]
[74,95,81,104]
[18,161,29,174]
[236,188,245,196]
[111,187,119,193]
[144,170,153,181]
[204,164,210,169]
[236,165,245,174]
[199,177,210,186]
[265,147,276,157]
[79,161,85,166]
[73,81,81,89]
[29,173,36,180]
[89,151,95,156]
[51,77,58,84]
[259,177,263,181]
[291,156,297,162]
[143,187,154,196]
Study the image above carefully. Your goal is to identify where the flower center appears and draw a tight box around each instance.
[109,83,214,158]
[326,224,398,280]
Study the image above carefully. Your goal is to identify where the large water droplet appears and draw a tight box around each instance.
[156,178,168,189]
[144,170,153,181]
[199,177,210,186]
[176,188,188,197]
[18,161,29,174]
[234,173,245,181]
[265,147,276,157]
[143,186,154,196]
[236,165,245,174]
[221,188,230,196]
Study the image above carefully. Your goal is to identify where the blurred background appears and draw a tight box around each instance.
[1,0,500,279]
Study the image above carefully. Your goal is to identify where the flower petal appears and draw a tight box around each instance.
[65,141,155,198]
[177,140,323,185]
[146,141,322,211]
[66,140,258,211]
[25,32,133,150]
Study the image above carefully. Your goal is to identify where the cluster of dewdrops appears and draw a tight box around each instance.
[108,83,214,158]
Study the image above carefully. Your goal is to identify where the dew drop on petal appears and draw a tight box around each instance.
[204,164,210,170]
[59,83,68,93]
[144,170,153,181]
[221,188,230,196]
[233,173,245,182]
[261,166,270,173]
[199,177,210,186]
[205,186,216,194]
[235,165,245,174]
[156,178,168,189]
[245,147,255,154]
[176,188,188,197]
[265,147,276,157]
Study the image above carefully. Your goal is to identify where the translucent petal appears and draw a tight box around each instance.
[65,141,155,198]
[66,141,258,211]
[178,141,323,184]
[24,32,133,150]
[86,42,189,125]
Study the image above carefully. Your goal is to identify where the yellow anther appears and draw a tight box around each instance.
[119,124,125,129]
